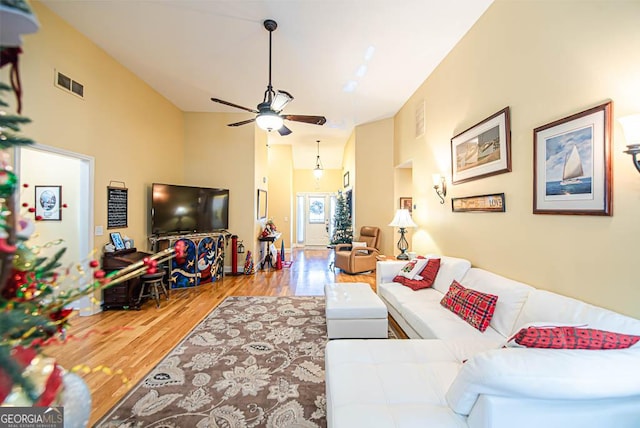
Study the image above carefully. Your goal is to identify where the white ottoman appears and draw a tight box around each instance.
[325,282,388,339]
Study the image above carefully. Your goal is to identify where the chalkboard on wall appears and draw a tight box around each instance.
[107,186,128,229]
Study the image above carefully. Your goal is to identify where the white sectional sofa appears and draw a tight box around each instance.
[325,255,640,428]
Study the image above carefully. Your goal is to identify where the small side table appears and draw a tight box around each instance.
[258,234,279,270]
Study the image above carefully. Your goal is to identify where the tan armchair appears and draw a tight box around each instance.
[334,226,381,274]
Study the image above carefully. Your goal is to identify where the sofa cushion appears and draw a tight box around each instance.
[326,339,467,428]
[441,280,498,332]
[394,257,429,281]
[446,346,640,416]
[427,254,472,294]
[508,326,640,350]
[512,289,640,337]
[394,258,441,290]
[457,268,535,337]
[351,241,368,254]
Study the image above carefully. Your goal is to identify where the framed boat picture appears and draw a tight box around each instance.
[451,107,511,184]
[533,101,612,216]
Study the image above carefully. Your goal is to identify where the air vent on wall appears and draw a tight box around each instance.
[54,70,84,98]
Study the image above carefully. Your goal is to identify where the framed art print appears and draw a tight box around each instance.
[257,189,267,220]
[35,185,61,221]
[451,107,512,184]
[110,232,126,250]
[533,101,612,216]
[452,193,505,213]
[399,197,412,213]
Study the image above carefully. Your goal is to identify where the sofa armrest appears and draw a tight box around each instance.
[375,260,407,290]
[446,347,640,416]
[466,393,640,428]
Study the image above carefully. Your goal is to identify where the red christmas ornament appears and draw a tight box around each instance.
[0,238,16,253]
[93,270,105,279]
[89,260,99,268]
[27,207,35,213]
[21,202,28,207]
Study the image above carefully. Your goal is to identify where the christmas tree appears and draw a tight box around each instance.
[330,190,353,245]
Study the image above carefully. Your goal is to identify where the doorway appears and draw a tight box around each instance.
[296,192,336,247]
[16,144,96,314]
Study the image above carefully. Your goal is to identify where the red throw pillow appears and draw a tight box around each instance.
[395,258,441,290]
[510,326,640,350]
[440,280,498,332]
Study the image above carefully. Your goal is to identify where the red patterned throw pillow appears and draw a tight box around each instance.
[393,258,441,290]
[510,326,640,350]
[440,280,498,332]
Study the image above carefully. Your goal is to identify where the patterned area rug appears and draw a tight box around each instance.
[97,296,329,427]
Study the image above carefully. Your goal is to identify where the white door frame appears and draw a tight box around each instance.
[15,144,97,315]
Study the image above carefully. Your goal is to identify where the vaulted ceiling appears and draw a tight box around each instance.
[41,0,493,169]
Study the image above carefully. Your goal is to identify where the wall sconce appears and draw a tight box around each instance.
[619,114,640,173]
[432,174,447,204]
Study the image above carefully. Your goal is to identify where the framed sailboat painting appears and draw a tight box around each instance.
[533,101,612,216]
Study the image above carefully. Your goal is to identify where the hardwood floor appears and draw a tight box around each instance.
[45,248,376,425]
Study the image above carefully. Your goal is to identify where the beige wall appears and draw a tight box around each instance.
[183,112,260,261]
[16,1,185,251]
[394,0,640,317]
[267,145,293,250]
[393,166,414,257]
[354,118,395,255]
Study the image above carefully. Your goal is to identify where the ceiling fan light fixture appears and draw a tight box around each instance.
[271,90,293,112]
[256,111,284,132]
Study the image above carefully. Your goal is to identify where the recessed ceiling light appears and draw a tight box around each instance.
[364,46,375,61]
[343,80,358,93]
[355,65,367,78]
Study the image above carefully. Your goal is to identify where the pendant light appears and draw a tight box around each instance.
[313,140,323,179]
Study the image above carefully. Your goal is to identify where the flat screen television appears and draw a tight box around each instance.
[151,183,229,235]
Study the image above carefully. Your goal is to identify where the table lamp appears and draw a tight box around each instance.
[389,209,417,260]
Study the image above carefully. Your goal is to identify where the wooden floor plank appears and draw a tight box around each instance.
[44,248,376,425]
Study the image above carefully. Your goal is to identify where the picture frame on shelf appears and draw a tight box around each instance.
[343,171,349,188]
[257,189,267,220]
[452,193,505,213]
[34,185,61,221]
[451,107,511,184]
[533,101,612,216]
[399,197,413,213]
[110,232,126,250]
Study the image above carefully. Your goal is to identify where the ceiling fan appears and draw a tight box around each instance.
[211,19,327,136]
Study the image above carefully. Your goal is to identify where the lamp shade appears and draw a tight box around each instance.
[388,209,417,228]
[256,111,284,131]
[619,114,640,144]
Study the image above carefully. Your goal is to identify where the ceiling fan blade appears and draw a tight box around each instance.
[211,98,258,114]
[271,90,294,112]
[278,124,292,136]
[283,115,327,126]
[228,118,256,127]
